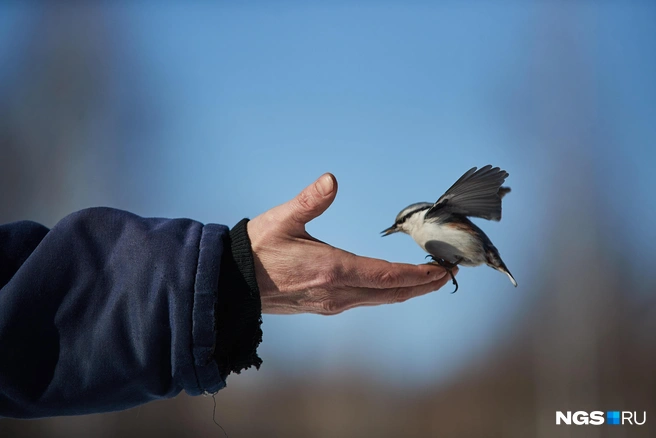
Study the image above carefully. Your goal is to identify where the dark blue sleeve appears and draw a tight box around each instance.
[0,207,228,418]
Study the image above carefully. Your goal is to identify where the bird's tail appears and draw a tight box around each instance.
[498,265,518,287]
[485,245,517,287]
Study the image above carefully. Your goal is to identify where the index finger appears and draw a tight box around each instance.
[341,254,447,289]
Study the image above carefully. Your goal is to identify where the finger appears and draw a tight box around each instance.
[342,254,447,288]
[338,270,458,310]
[279,173,338,231]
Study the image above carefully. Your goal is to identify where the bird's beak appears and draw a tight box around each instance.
[380,225,399,236]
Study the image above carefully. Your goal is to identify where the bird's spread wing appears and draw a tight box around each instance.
[425,165,510,221]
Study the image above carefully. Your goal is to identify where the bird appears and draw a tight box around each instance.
[381,165,517,293]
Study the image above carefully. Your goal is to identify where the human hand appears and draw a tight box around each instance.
[247,173,456,315]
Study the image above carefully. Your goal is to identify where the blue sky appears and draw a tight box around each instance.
[1,2,654,386]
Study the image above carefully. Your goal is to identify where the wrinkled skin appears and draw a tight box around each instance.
[247,173,456,315]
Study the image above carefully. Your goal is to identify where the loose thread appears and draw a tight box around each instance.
[212,393,229,438]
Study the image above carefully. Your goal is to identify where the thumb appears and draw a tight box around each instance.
[282,173,337,230]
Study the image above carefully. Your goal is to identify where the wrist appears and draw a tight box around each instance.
[214,218,263,379]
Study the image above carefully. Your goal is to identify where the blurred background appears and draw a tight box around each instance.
[1,2,655,437]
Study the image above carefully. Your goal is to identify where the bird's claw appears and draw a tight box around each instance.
[448,272,459,294]
[425,255,460,293]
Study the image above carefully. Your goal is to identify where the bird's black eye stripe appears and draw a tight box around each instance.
[396,205,431,225]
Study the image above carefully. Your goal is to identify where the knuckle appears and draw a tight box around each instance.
[318,271,336,288]
[295,190,316,212]
[380,270,402,288]
[319,263,341,287]
[319,299,342,315]
[392,288,411,303]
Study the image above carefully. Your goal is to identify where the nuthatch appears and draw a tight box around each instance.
[382,165,516,293]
